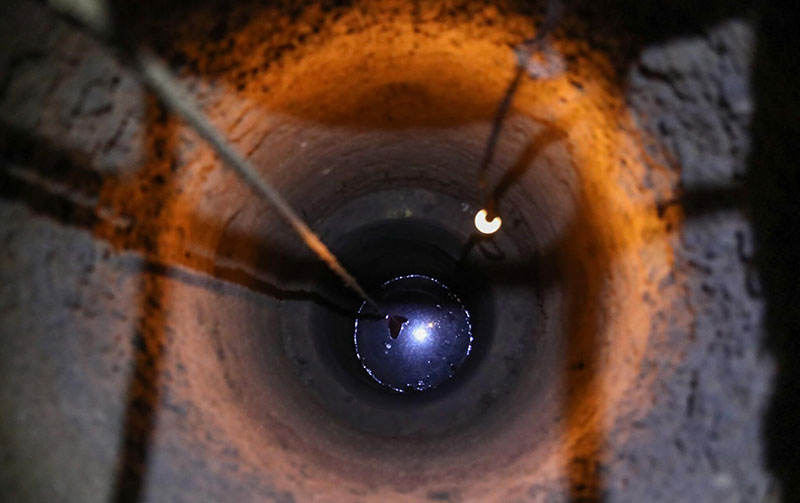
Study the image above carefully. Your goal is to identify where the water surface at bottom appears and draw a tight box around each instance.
[354,274,473,392]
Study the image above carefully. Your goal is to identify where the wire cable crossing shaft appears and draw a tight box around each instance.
[47,0,380,312]
[135,53,380,313]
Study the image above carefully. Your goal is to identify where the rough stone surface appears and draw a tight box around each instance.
[0,1,781,502]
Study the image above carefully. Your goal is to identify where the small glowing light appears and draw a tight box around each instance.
[474,209,502,234]
[413,326,429,342]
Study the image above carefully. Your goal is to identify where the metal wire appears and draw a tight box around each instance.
[476,0,565,220]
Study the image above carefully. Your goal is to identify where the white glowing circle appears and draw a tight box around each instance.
[412,326,429,342]
[474,209,502,234]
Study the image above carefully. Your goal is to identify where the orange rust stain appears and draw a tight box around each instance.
[92,1,683,501]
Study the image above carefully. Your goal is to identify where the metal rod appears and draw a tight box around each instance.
[46,0,381,314]
[134,53,381,313]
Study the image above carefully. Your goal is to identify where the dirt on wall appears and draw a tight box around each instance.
[1,1,794,502]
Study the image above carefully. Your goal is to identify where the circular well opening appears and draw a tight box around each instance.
[308,218,496,401]
[354,273,473,394]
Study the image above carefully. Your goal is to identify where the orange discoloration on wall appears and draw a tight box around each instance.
[91,1,683,501]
